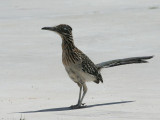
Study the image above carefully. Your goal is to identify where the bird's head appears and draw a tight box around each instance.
[42,24,72,37]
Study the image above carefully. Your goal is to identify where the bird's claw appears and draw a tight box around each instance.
[81,103,86,106]
[70,103,86,109]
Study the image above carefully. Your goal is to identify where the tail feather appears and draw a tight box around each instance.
[96,56,153,70]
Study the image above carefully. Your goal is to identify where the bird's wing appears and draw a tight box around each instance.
[81,59,98,76]
[81,54,103,83]
[96,56,153,69]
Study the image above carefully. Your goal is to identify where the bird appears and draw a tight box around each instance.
[42,24,153,109]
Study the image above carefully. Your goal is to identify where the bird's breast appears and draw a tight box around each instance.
[62,50,81,66]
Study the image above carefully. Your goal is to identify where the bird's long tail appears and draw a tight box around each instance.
[96,56,153,70]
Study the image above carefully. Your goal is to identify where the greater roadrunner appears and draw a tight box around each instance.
[42,24,153,109]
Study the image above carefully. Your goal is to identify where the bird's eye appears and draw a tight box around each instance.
[63,28,67,31]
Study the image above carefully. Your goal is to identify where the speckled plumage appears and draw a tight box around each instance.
[42,24,153,109]
[62,44,103,84]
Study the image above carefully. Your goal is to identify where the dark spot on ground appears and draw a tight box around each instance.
[149,6,159,9]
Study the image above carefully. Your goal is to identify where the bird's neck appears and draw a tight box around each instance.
[61,34,75,52]
[61,34,80,66]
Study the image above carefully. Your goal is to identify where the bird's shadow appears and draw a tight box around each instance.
[19,101,134,113]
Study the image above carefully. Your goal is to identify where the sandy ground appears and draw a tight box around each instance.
[0,0,160,120]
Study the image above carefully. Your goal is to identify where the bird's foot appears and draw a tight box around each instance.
[70,103,86,109]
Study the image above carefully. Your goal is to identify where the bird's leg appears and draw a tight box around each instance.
[77,86,82,104]
[79,83,87,106]
[70,83,82,109]
[70,83,87,109]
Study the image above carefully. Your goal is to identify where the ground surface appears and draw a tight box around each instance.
[0,0,160,120]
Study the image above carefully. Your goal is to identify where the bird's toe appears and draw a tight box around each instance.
[70,103,86,109]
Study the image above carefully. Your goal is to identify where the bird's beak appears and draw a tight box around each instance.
[41,27,57,31]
